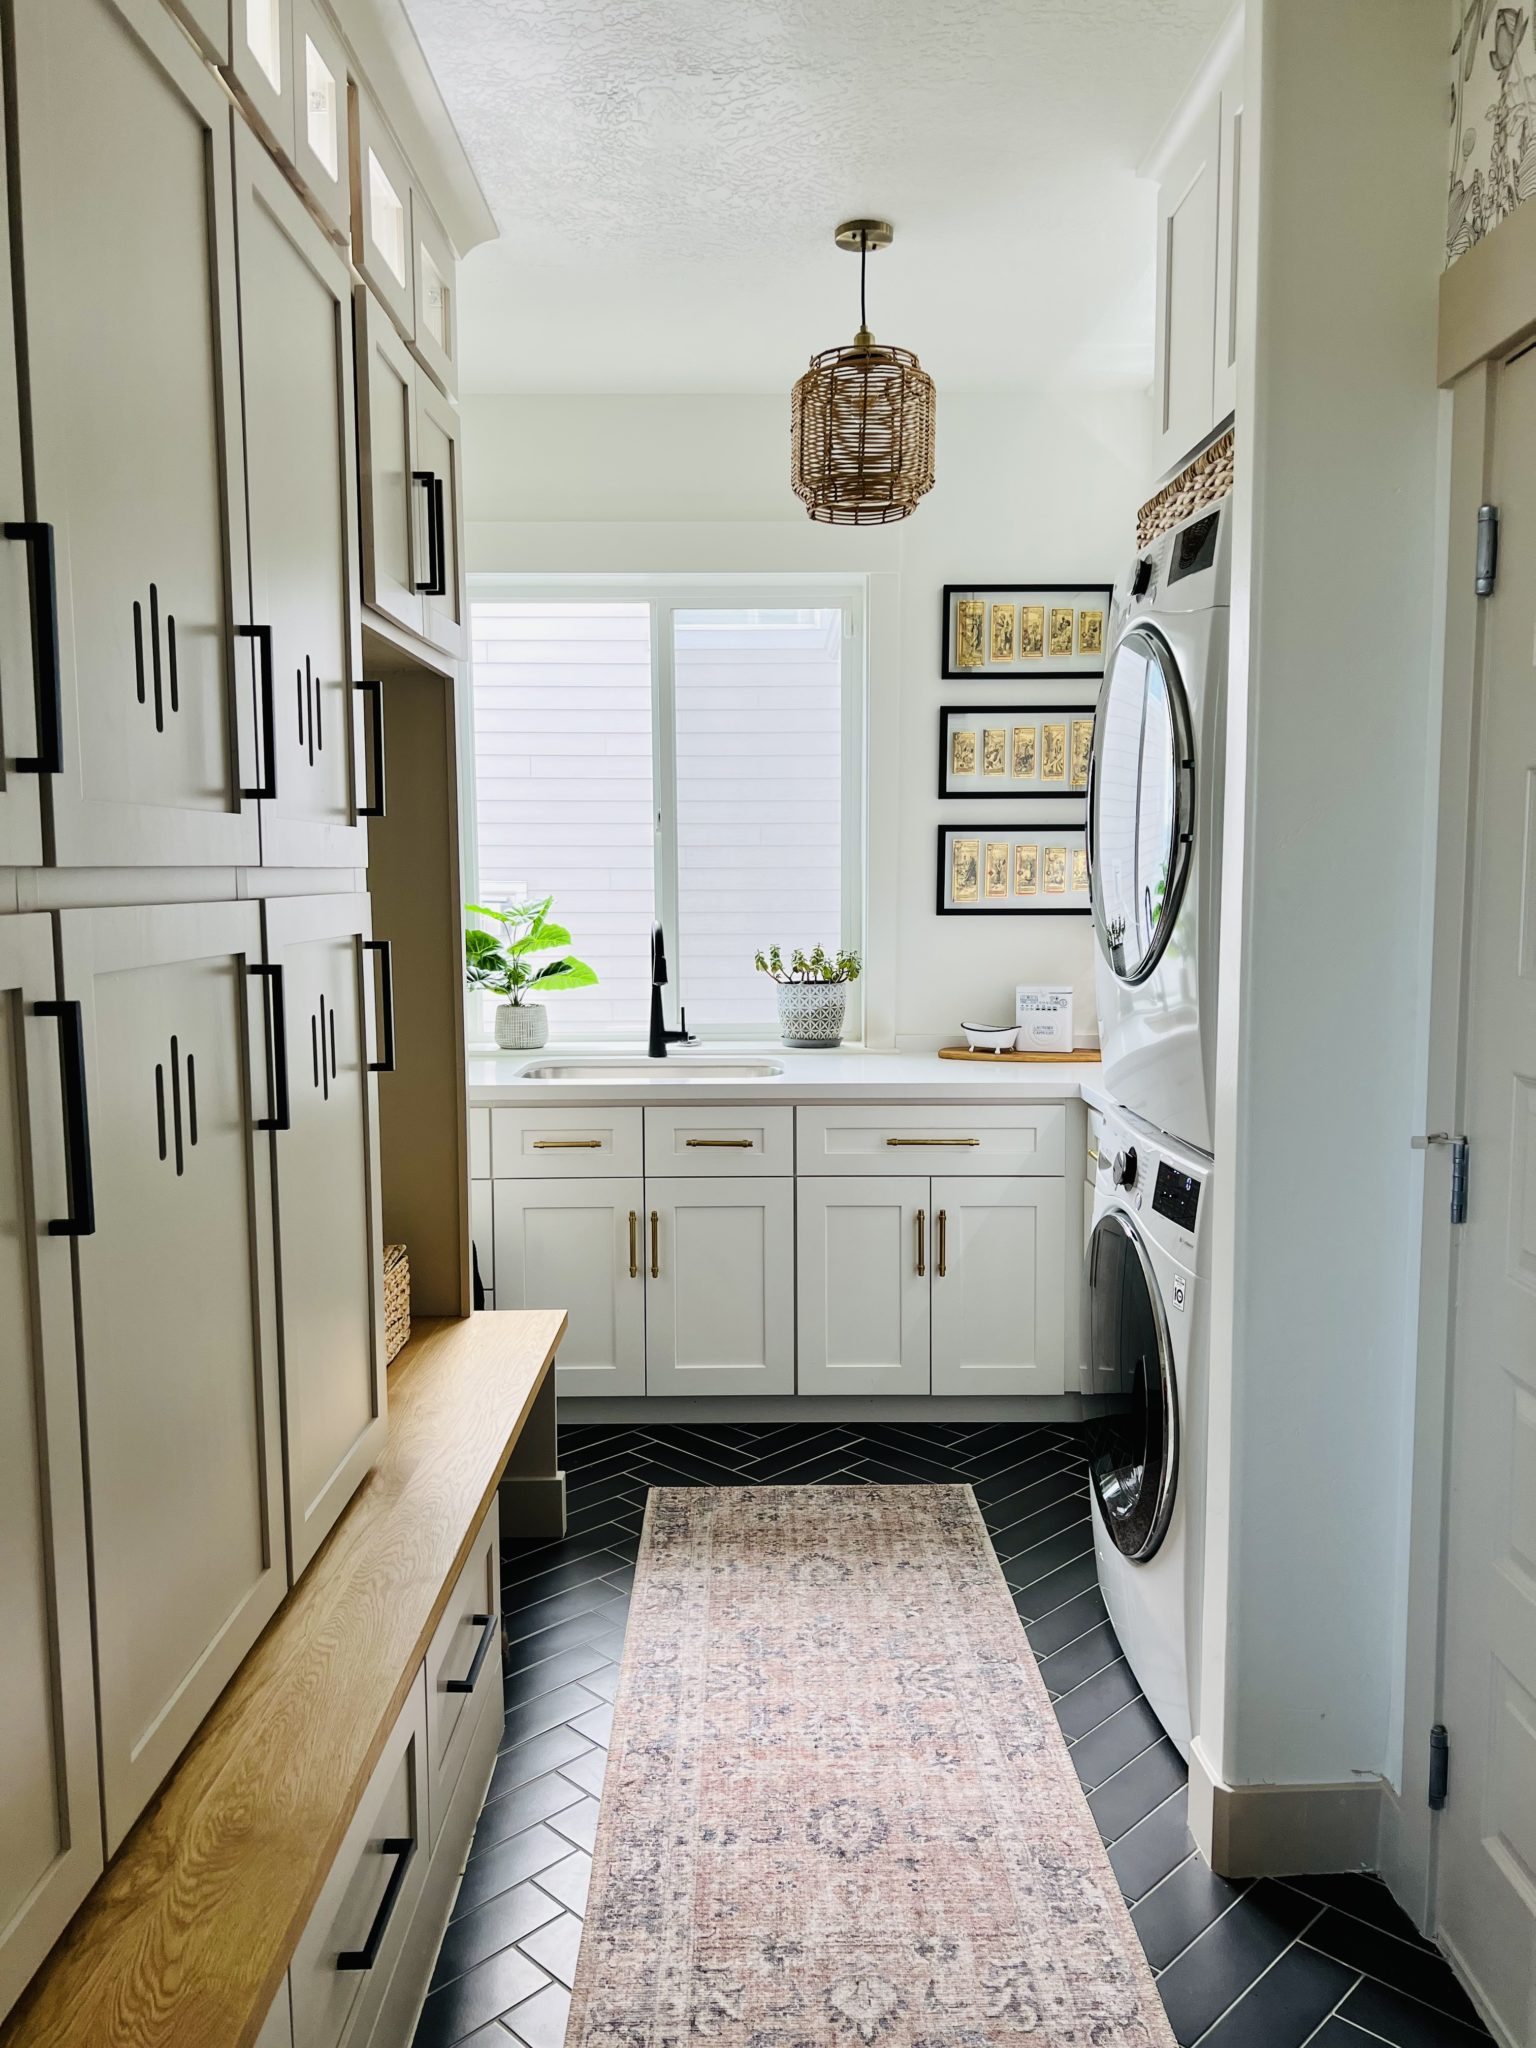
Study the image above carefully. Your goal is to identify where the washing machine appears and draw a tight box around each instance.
[1084,1102,1210,1760]
[1089,497,1230,1155]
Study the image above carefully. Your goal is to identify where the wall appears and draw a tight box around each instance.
[1447,0,1536,261]
[462,388,1149,1048]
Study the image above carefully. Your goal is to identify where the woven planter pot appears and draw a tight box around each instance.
[775,981,848,1049]
[495,1002,549,1050]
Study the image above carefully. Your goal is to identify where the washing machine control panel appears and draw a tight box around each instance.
[1152,1161,1201,1230]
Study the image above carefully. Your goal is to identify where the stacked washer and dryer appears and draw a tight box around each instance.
[1082,497,1230,1760]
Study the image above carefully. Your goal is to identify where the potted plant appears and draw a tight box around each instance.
[465,899,598,1050]
[754,944,861,1048]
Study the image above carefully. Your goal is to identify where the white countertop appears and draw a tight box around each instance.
[466,1045,1102,1107]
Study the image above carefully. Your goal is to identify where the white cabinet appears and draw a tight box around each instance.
[235,131,368,870]
[645,1177,795,1396]
[797,1176,930,1397]
[643,1103,794,1176]
[412,198,458,398]
[59,898,286,1851]
[356,288,424,641]
[228,0,293,162]
[351,88,415,337]
[0,21,43,871]
[1152,95,1221,477]
[1212,52,1245,427]
[413,377,464,658]
[930,1176,1067,1396]
[262,894,386,1579]
[0,918,101,2024]
[9,0,259,868]
[291,0,351,244]
[423,1497,500,1846]
[494,1176,646,1396]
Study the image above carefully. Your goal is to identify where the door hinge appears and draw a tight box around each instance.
[1475,503,1499,595]
[1428,1723,1449,1809]
[1411,1132,1469,1225]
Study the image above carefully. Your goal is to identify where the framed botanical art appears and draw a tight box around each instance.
[940,705,1096,800]
[937,822,1091,916]
[941,582,1113,682]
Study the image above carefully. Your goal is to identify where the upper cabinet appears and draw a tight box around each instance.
[0,27,42,869]
[1212,49,1244,427]
[228,0,293,163]
[413,195,459,397]
[351,84,416,337]
[291,0,352,242]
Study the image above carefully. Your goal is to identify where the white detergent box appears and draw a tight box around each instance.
[1015,985,1074,1052]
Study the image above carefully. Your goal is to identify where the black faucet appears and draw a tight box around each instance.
[648,923,695,1058]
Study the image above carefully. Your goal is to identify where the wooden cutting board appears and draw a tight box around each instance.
[937,1046,1102,1063]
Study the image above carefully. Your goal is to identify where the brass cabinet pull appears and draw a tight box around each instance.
[533,1138,602,1149]
[628,1210,639,1279]
[685,1137,754,1148]
[885,1137,980,1147]
[915,1207,926,1277]
[936,1208,947,1279]
[650,1209,660,1279]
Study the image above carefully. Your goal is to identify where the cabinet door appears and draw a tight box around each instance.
[646,1177,794,1397]
[0,918,101,2024]
[414,376,464,657]
[262,894,385,1580]
[411,197,457,397]
[226,0,295,163]
[290,0,351,243]
[796,1176,929,1397]
[930,1176,1066,1397]
[350,86,415,336]
[59,899,285,1851]
[494,1177,645,1397]
[0,18,42,870]
[1152,95,1220,476]
[10,0,259,868]
[235,131,367,869]
[355,289,425,640]
[1212,54,1245,427]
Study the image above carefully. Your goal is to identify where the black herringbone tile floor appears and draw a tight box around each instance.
[411,1423,1491,2048]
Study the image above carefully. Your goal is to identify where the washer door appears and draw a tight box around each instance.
[1088,626,1196,986]
[1087,1209,1179,1561]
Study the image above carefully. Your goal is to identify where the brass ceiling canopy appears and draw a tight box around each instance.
[791,219,936,527]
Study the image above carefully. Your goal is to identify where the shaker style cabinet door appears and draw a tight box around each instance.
[0,918,101,2026]
[644,1178,795,1397]
[234,131,368,869]
[261,894,386,1580]
[796,1176,930,1397]
[58,899,285,1852]
[414,376,464,657]
[9,0,260,869]
[411,195,458,398]
[0,19,43,870]
[1211,52,1245,428]
[493,1177,646,1397]
[929,1176,1066,1397]
[290,0,351,244]
[225,0,295,165]
[1152,95,1221,476]
[350,88,416,337]
[355,288,425,641]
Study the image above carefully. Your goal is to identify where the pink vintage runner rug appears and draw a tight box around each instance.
[566,1486,1176,2048]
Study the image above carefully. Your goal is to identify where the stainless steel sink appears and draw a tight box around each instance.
[516,1057,784,1081]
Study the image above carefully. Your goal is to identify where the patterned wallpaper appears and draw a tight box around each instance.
[1447,0,1536,261]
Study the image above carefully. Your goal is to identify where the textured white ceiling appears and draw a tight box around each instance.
[402,0,1229,394]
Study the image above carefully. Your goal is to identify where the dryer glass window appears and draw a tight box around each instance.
[1087,1211,1178,1560]
[1090,628,1194,985]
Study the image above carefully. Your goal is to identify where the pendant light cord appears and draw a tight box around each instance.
[860,229,868,332]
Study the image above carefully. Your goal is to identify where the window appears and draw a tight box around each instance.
[467,581,865,1042]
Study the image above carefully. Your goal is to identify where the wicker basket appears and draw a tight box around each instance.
[383,1244,411,1364]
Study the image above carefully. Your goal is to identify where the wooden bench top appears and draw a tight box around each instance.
[3,1310,567,2048]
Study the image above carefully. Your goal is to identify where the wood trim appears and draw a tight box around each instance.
[0,1311,566,2048]
[1188,1739,1383,1878]
[1439,196,1536,383]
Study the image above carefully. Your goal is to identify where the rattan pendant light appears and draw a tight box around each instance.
[791,219,936,526]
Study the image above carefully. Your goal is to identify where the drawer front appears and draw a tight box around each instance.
[292,1670,428,2048]
[491,1106,643,1178]
[469,1107,491,1180]
[424,1497,501,1846]
[644,1105,793,1176]
[795,1104,1066,1177]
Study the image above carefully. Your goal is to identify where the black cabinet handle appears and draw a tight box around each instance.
[237,623,277,800]
[5,521,62,775]
[429,476,447,597]
[336,1836,416,1972]
[34,999,94,1236]
[364,938,395,1073]
[356,678,386,818]
[248,963,290,1131]
[410,471,440,595]
[445,1612,497,1694]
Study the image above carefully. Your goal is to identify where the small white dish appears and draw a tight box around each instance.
[961,1023,1019,1054]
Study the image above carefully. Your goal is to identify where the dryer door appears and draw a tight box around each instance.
[1088,626,1196,986]
[1086,1209,1179,1561]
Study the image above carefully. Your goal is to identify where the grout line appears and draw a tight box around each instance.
[1122,1845,1199,1914]
[1295,1939,1492,2037]
[1049,1654,1132,1716]
[1079,1736,1178,1821]
[1150,1880,1262,1980]
[1107,1781,1188,1875]
[1007,1539,1097,1599]
[1180,1904,1328,2046]
[1294,1976,1370,2048]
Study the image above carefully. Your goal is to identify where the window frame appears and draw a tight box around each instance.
[463,572,868,1045]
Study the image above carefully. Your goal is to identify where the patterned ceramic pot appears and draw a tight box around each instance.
[495,1002,549,1050]
[775,981,848,1049]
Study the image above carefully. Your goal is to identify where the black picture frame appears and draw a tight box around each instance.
[940,582,1114,682]
[938,704,1097,801]
[936,821,1091,917]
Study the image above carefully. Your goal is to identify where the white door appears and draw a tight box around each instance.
[10,0,260,868]
[0,918,101,2022]
[494,1177,645,1396]
[646,1177,795,1396]
[355,290,424,640]
[1436,342,1536,2045]
[235,131,366,869]
[0,17,42,869]
[262,895,386,1580]
[930,1176,1066,1397]
[797,1176,929,1397]
[1153,94,1220,474]
[59,899,286,1852]
[414,377,463,656]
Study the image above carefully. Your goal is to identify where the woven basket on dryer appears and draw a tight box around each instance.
[382,1243,411,1363]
